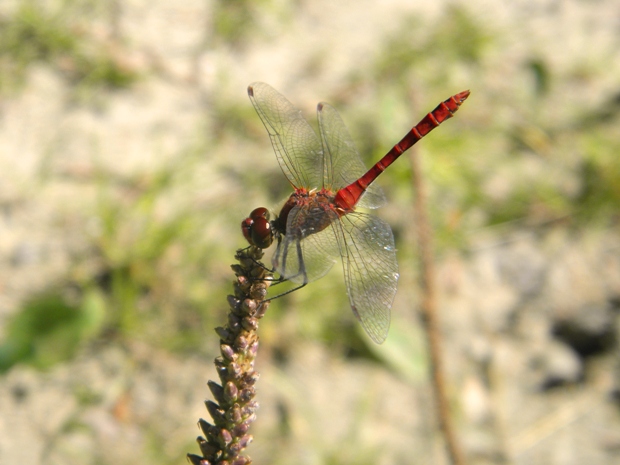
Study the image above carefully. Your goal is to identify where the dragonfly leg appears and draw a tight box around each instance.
[261,282,308,304]
[274,238,310,283]
[246,273,286,285]
[259,240,310,301]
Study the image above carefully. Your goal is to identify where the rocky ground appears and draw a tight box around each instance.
[1,1,619,464]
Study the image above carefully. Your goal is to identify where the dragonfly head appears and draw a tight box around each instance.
[241,207,274,249]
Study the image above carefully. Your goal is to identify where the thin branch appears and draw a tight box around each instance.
[410,149,467,465]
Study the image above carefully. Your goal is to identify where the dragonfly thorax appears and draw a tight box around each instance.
[277,188,341,240]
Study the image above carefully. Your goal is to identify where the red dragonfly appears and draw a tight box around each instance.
[242,82,469,343]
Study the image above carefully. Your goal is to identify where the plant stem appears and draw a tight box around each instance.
[188,246,271,465]
[410,149,467,465]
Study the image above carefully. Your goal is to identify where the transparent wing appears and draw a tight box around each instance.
[248,82,324,189]
[334,212,399,343]
[317,102,386,209]
[272,205,340,284]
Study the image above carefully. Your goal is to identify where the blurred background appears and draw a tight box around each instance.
[0,0,619,464]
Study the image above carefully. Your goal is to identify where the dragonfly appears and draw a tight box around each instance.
[242,82,469,343]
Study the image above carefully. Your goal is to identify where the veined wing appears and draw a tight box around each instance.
[248,82,324,189]
[317,102,386,209]
[334,211,398,343]
[272,205,340,284]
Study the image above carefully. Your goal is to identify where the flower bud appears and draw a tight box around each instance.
[227,362,241,378]
[207,381,225,404]
[205,400,225,424]
[231,456,250,465]
[227,295,241,310]
[224,382,239,402]
[238,434,253,449]
[235,335,248,350]
[239,387,255,403]
[242,299,257,313]
[219,428,233,445]
[220,344,236,361]
[241,316,258,331]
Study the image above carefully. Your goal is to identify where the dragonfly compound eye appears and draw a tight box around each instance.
[241,216,255,245]
[241,207,273,248]
[249,207,270,222]
[250,216,273,248]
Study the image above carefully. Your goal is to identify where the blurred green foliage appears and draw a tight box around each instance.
[2,146,234,372]
[84,151,231,352]
[0,0,138,94]
[371,5,491,87]
[0,288,105,372]
[211,0,274,48]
